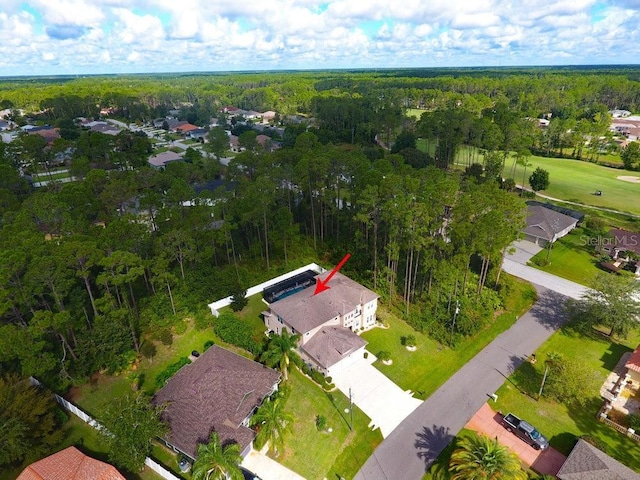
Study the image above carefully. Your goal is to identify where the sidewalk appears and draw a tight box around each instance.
[241,448,305,480]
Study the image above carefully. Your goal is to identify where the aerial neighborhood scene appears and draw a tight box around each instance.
[3,1,640,480]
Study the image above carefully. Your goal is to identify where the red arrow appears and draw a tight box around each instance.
[314,253,351,295]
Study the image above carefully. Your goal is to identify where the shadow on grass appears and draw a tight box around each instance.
[601,342,633,371]
[548,431,578,454]
[415,424,454,471]
[324,391,351,430]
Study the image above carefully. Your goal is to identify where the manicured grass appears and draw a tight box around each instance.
[529,228,600,286]
[507,155,640,216]
[408,108,428,119]
[362,275,537,399]
[493,324,640,472]
[279,368,383,480]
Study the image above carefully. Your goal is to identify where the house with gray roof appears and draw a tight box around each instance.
[152,345,280,460]
[263,272,378,376]
[148,151,183,169]
[524,204,578,246]
[557,439,640,479]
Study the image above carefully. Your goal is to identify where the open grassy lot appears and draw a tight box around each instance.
[508,155,640,216]
[362,276,537,399]
[69,316,222,416]
[493,323,640,472]
[218,293,268,344]
[279,368,382,480]
[529,228,600,286]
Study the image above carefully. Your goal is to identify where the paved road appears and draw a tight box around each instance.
[355,257,589,480]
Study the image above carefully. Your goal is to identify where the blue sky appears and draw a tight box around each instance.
[0,0,639,76]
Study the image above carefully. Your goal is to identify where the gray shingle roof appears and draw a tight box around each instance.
[557,439,640,480]
[301,326,367,369]
[267,272,378,334]
[524,205,577,242]
[152,345,280,459]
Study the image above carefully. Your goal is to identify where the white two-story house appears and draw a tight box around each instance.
[263,272,378,376]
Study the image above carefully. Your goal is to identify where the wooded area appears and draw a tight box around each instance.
[1,66,639,474]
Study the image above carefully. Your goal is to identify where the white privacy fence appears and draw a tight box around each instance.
[30,377,181,480]
[207,262,325,316]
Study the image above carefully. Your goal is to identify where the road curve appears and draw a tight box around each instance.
[355,268,588,480]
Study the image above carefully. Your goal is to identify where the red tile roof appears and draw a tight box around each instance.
[175,123,198,133]
[625,345,640,373]
[17,447,125,480]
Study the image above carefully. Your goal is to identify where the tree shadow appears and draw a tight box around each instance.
[601,342,633,372]
[527,288,570,331]
[415,424,454,470]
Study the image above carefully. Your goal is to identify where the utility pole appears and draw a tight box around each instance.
[450,300,460,344]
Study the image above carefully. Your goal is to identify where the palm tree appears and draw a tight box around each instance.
[449,433,527,480]
[260,330,300,381]
[191,432,243,480]
[250,397,293,456]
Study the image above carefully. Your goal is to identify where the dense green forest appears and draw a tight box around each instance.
[1,66,640,474]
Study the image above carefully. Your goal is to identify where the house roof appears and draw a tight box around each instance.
[609,229,640,256]
[301,326,367,369]
[268,272,378,334]
[557,439,640,479]
[175,123,198,133]
[152,345,280,459]
[625,345,640,373]
[524,205,578,242]
[148,151,183,167]
[17,446,125,480]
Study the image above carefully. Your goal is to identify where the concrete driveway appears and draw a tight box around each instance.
[241,448,305,480]
[330,352,423,438]
[465,403,566,476]
[506,239,544,265]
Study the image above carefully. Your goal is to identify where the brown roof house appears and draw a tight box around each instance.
[153,345,280,460]
[17,446,125,480]
[557,439,640,479]
[148,151,183,169]
[599,229,640,276]
[524,205,578,246]
[263,272,378,376]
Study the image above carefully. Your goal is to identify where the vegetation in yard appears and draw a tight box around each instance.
[363,275,537,399]
[529,227,600,285]
[213,311,263,355]
[493,322,640,472]
[278,368,382,480]
[449,432,527,480]
[191,432,243,480]
[154,357,190,389]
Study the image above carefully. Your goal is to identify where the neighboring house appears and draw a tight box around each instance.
[557,438,639,479]
[625,345,640,384]
[523,205,578,246]
[153,345,280,460]
[261,110,277,123]
[188,128,207,139]
[148,151,183,169]
[175,123,199,134]
[17,446,125,480]
[85,121,121,136]
[229,134,242,153]
[263,272,378,376]
[256,134,273,151]
[599,229,640,276]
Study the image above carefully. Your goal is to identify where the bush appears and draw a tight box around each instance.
[378,351,391,362]
[195,311,214,331]
[629,414,640,431]
[213,312,261,355]
[316,415,327,431]
[155,326,173,346]
[203,340,215,351]
[140,341,157,361]
[155,357,190,390]
[230,287,249,312]
[403,335,416,347]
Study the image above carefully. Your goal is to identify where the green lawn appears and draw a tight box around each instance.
[279,369,383,480]
[362,275,537,399]
[493,324,640,472]
[218,293,269,344]
[506,155,640,216]
[69,317,222,416]
[529,228,600,286]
